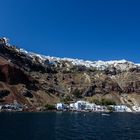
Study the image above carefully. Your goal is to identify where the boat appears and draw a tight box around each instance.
[101,113,110,116]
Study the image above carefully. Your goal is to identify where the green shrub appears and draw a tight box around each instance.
[91,99,101,105]
[60,95,72,104]
[44,104,56,110]
[72,89,82,99]
[90,98,116,105]
[101,98,116,106]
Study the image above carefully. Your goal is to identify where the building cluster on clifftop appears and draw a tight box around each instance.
[0,37,9,46]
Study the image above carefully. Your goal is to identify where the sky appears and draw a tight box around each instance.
[0,0,140,62]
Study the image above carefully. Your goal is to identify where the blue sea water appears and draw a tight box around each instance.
[0,112,140,140]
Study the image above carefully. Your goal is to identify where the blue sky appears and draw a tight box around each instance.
[0,0,140,62]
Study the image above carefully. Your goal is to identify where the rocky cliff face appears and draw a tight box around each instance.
[0,38,140,110]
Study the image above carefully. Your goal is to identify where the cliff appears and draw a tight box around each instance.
[0,38,140,110]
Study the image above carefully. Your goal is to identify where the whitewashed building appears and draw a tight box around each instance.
[132,106,140,112]
[85,102,96,110]
[110,105,132,112]
[56,103,66,110]
[70,103,75,110]
[74,101,87,110]
[70,101,97,111]
[0,37,9,46]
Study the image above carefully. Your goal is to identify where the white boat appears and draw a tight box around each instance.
[101,113,110,116]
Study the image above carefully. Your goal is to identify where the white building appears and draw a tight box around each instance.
[74,101,87,110]
[85,102,96,110]
[94,105,104,112]
[56,103,66,110]
[132,106,140,112]
[69,101,88,110]
[70,103,75,110]
[70,101,97,111]
[110,105,132,112]
[0,37,9,46]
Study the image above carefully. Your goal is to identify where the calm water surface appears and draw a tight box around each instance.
[0,112,140,140]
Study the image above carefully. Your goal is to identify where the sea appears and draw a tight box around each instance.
[0,112,140,140]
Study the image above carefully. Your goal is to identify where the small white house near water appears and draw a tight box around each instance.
[132,106,140,112]
[110,105,132,112]
[56,103,66,110]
